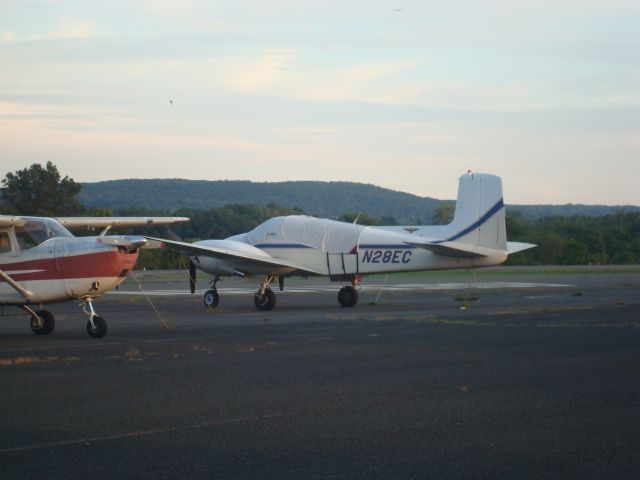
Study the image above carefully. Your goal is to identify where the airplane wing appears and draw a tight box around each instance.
[145,236,323,275]
[405,240,536,258]
[0,215,25,227]
[56,216,189,233]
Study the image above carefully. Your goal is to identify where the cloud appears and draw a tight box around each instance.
[212,50,424,106]
[53,20,95,39]
[215,49,296,93]
[0,19,96,43]
[136,0,251,34]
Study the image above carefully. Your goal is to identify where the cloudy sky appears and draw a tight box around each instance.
[1,0,638,204]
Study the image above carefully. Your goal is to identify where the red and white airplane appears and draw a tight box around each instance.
[0,215,188,338]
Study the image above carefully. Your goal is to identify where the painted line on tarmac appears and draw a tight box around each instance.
[110,282,574,296]
[0,410,305,454]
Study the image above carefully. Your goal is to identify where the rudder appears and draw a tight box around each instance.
[444,172,507,251]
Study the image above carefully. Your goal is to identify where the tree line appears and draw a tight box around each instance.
[132,206,640,268]
[505,212,640,266]
[2,163,639,268]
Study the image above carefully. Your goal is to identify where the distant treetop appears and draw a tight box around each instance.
[1,162,83,216]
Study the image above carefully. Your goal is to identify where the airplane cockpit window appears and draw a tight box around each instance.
[0,231,12,253]
[14,218,73,251]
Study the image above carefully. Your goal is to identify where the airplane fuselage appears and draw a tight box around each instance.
[192,222,507,280]
[0,237,138,305]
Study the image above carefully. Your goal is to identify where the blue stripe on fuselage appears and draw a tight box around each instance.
[254,243,312,249]
[358,244,417,249]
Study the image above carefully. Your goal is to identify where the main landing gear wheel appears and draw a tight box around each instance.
[203,289,220,308]
[338,286,359,307]
[30,309,55,335]
[86,315,107,338]
[254,288,276,311]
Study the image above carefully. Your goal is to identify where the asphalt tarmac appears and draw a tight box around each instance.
[1,267,639,479]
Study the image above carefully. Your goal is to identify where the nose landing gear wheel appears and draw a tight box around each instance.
[87,315,107,338]
[30,309,55,335]
[203,289,220,308]
[338,286,359,307]
[254,288,276,311]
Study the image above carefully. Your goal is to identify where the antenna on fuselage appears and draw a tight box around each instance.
[352,213,362,225]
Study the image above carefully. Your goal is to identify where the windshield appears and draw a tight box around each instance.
[14,218,73,251]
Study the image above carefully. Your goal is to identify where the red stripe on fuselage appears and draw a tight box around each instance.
[0,250,138,282]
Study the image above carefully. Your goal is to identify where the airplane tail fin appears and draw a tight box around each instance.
[377,172,535,259]
[440,172,507,251]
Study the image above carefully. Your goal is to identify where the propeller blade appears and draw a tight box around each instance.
[189,259,197,294]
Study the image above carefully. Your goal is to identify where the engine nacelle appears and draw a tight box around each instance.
[191,239,273,276]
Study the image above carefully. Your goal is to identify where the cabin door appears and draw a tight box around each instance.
[326,253,358,276]
[53,239,72,295]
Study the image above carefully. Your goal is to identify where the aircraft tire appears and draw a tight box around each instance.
[338,286,359,307]
[31,310,55,335]
[254,288,276,311]
[87,316,108,338]
[203,289,219,308]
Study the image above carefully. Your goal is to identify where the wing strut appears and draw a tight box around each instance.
[0,268,34,300]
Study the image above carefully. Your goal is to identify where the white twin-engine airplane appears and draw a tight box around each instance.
[148,173,535,311]
[0,215,188,338]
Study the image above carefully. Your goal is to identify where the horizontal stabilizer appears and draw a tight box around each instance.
[407,240,536,258]
[507,242,537,254]
[404,240,500,258]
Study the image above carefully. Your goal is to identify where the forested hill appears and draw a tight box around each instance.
[78,179,640,224]
[79,179,445,224]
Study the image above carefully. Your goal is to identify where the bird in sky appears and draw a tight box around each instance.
[169,99,174,105]
[393,8,402,13]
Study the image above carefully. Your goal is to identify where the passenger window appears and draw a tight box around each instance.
[0,231,11,253]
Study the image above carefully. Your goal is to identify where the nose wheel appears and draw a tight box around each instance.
[203,289,220,308]
[86,316,107,338]
[83,298,108,338]
[202,276,221,309]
